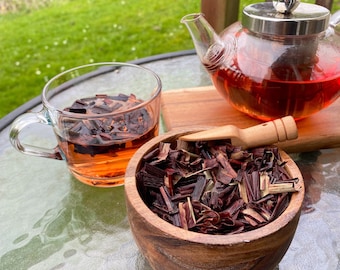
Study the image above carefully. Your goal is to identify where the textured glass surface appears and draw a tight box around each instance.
[1,54,339,269]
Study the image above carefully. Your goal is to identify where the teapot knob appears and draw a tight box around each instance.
[273,0,300,14]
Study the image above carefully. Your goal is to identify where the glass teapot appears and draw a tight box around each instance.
[182,0,340,121]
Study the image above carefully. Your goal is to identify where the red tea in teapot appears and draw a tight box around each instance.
[212,71,340,121]
[209,31,340,121]
[182,3,340,121]
[211,52,340,121]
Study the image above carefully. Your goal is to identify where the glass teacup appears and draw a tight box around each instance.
[9,62,162,187]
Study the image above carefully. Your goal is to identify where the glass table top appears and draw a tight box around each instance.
[1,51,339,270]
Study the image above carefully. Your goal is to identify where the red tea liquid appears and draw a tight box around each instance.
[58,125,158,187]
[209,29,340,121]
[211,70,340,121]
[58,94,158,187]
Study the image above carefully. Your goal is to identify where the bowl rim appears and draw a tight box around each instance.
[125,128,305,245]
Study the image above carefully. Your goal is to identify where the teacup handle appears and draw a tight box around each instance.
[9,111,63,160]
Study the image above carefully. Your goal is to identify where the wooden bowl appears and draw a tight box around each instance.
[125,128,305,270]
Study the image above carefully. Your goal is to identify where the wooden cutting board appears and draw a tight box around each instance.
[161,85,340,153]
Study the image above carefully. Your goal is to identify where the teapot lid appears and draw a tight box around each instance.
[242,1,330,36]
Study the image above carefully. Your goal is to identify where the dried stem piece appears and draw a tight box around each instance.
[136,140,300,235]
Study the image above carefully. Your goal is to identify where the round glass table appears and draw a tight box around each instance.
[1,50,340,270]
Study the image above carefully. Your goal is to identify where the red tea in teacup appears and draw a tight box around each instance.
[59,94,158,187]
[9,62,162,187]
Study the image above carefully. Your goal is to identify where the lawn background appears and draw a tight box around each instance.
[0,0,202,118]
[0,0,338,118]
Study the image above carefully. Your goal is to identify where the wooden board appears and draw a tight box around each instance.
[161,85,340,153]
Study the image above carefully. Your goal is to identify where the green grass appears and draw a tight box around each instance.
[0,0,338,118]
[0,0,201,118]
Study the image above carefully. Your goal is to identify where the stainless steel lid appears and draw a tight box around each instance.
[242,1,330,36]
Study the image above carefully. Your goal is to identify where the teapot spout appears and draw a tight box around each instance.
[181,13,235,73]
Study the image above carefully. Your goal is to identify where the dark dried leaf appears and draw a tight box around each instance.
[137,141,299,235]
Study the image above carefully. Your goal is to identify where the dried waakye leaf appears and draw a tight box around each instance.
[136,140,300,235]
